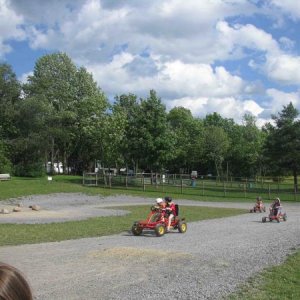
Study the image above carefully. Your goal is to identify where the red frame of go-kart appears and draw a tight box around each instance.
[262,209,287,223]
[250,204,266,213]
[131,205,187,236]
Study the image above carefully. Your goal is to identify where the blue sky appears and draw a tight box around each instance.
[1,0,300,126]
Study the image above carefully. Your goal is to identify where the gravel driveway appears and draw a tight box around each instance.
[0,194,299,299]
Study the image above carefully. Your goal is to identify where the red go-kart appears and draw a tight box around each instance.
[262,207,287,223]
[131,205,187,237]
[250,204,266,213]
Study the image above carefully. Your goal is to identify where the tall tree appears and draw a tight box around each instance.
[167,107,204,173]
[24,53,78,173]
[0,63,21,173]
[228,114,265,177]
[263,102,300,190]
[114,90,173,172]
[137,90,173,171]
[12,95,50,176]
[203,126,230,177]
[113,93,140,172]
[69,67,108,173]
[23,53,108,174]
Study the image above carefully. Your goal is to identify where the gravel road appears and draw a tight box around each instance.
[0,194,299,299]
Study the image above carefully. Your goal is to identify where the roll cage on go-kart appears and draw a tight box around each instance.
[131,204,187,237]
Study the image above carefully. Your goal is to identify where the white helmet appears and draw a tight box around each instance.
[156,198,163,204]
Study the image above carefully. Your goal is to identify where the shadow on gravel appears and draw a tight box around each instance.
[123,231,161,238]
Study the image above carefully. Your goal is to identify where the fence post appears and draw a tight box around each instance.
[82,172,85,185]
[95,173,98,186]
[180,175,183,194]
[294,185,297,202]
[268,183,271,200]
[244,183,246,198]
[143,176,145,191]
[125,174,128,189]
[109,174,112,188]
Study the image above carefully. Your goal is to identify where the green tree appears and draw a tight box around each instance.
[228,114,265,177]
[23,53,108,174]
[114,90,173,172]
[0,63,21,173]
[137,90,173,171]
[68,67,108,173]
[24,52,78,173]
[263,102,300,190]
[11,95,50,176]
[167,107,204,173]
[112,93,140,172]
[203,126,230,178]
[0,140,11,173]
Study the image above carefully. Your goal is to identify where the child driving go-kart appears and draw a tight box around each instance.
[131,197,187,237]
[250,196,266,213]
[262,197,287,223]
[164,196,177,232]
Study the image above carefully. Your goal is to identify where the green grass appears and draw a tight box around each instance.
[228,250,300,300]
[0,205,245,246]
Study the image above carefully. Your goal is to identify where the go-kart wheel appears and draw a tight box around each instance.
[262,217,267,223]
[250,209,253,213]
[131,224,143,236]
[283,214,287,221]
[178,221,187,233]
[155,224,166,237]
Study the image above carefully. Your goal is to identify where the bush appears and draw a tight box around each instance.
[0,142,12,173]
[14,161,45,177]
[0,157,12,173]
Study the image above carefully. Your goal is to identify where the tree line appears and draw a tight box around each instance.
[0,53,299,188]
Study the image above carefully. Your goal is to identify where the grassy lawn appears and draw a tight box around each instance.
[228,250,300,300]
[1,175,294,203]
[0,205,245,246]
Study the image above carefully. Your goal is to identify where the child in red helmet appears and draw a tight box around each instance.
[164,196,176,232]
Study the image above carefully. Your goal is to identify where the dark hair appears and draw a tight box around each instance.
[164,196,172,202]
[0,263,33,300]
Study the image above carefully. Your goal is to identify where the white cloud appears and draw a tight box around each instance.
[216,21,279,55]
[269,0,300,20]
[3,0,300,126]
[265,54,300,85]
[265,88,300,114]
[87,53,245,99]
[13,0,259,66]
[166,96,264,124]
[0,0,25,57]
[217,21,300,85]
